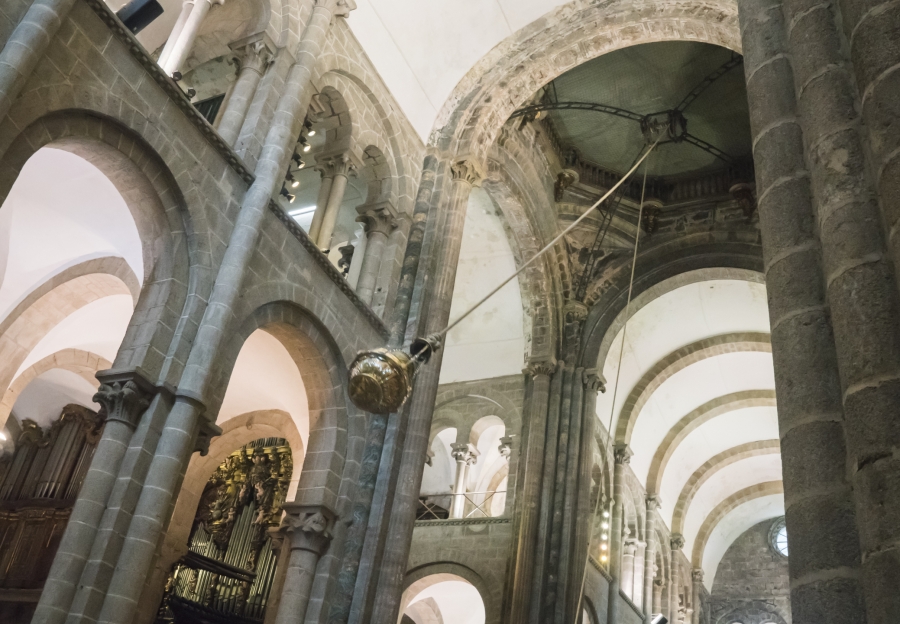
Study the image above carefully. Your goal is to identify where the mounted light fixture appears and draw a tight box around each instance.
[279,186,295,203]
[299,137,311,152]
[287,173,299,188]
[304,119,316,136]
[291,153,304,168]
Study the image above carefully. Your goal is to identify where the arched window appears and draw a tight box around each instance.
[769,517,788,557]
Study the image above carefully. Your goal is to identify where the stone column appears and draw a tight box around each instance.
[669,535,684,624]
[632,540,646,607]
[33,375,152,624]
[449,443,476,519]
[272,504,335,624]
[691,569,703,624]
[779,0,900,618]
[622,539,637,601]
[653,575,663,617]
[736,0,867,623]
[355,202,397,305]
[316,154,355,251]
[308,163,336,243]
[643,496,660,623]
[161,0,224,75]
[509,359,556,622]
[217,37,273,146]
[0,0,79,124]
[156,0,194,68]
[368,158,484,624]
[607,444,632,624]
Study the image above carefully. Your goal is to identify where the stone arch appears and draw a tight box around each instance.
[615,334,772,445]
[312,84,355,155]
[208,299,356,510]
[0,349,113,429]
[0,110,197,386]
[645,390,778,495]
[672,440,781,534]
[691,482,784,568]
[430,0,741,161]
[579,238,764,367]
[0,273,133,431]
[401,562,494,624]
[358,144,394,205]
[468,414,506,448]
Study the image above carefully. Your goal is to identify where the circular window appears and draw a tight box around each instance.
[769,517,788,557]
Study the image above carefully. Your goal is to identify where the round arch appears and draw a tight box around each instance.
[401,562,493,624]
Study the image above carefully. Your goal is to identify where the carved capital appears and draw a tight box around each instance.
[450,158,484,187]
[646,494,662,512]
[583,368,605,393]
[279,503,337,555]
[356,201,398,236]
[614,444,633,465]
[564,299,589,322]
[670,533,685,550]
[315,152,356,178]
[451,442,477,465]
[498,436,512,459]
[229,34,274,75]
[692,568,704,583]
[525,357,556,378]
[624,539,638,556]
[93,374,154,429]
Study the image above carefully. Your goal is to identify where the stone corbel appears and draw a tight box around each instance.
[563,299,589,323]
[279,502,338,555]
[355,200,399,236]
[670,533,685,550]
[498,436,513,459]
[228,32,275,75]
[691,568,703,583]
[93,370,156,430]
[646,494,662,512]
[583,367,606,393]
[194,418,222,456]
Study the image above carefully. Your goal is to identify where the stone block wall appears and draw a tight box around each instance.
[709,519,791,624]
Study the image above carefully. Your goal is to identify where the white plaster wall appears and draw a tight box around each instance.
[440,187,525,384]
[218,329,310,443]
[421,427,456,495]
[0,148,143,323]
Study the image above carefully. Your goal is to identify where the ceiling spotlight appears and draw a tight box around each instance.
[600,543,607,551]
[288,173,299,188]
[299,137,311,153]
[304,120,316,136]
[291,152,303,167]
[601,534,608,540]
[280,186,295,203]
[601,522,609,529]
[603,511,610,518]
[600,555,608,562]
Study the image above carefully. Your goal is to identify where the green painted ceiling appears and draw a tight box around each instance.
[545,41,752,178]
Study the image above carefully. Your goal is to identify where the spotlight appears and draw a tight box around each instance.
[600,555,608,562]
[288,173,299,188]
[601,522,609,529]
[291,153,304,167]
[304,120,316,136]
[651,615,668,624]
[601,534,608,540]
[603,511,610,518]
[600,543,607,551]
[280,186,295,203]
[300,137,311,153]
[0,431,6,441]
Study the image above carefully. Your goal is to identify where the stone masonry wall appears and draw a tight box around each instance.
[709,519,791,624]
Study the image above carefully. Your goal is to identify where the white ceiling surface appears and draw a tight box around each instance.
[407,579,486,624]
[12,368,101,427]
[702,495,785,589]
[218,329,310,443]
[0,148,143,324]
[658,406,780,527]
[681,453,783,556]
[596,280,770,437]
[440,187,525,384]
[348,0,572,141]
[16,295,134,378]
[628,351,776,483]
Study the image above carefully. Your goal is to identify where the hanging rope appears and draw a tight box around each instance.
[575,148,654,624]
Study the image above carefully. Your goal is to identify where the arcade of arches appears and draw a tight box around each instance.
[0,0,896,623]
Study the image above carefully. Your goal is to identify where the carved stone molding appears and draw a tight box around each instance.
[450,158,485,187]
[670,533,685,550]
[525,357,557,378]
[279,503,337,555]
[93,373,154,429]
[614,444,633,465]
